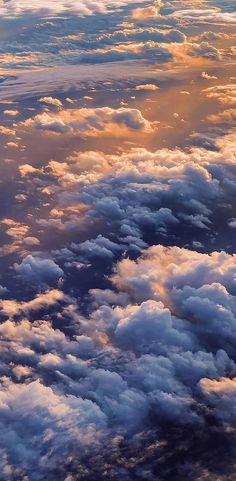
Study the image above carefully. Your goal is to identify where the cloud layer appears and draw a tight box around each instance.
[0,0,235,479]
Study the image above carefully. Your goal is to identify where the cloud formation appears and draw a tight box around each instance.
[1,244,236,479]
[0,0,144,17]
[24,106,154,135]
[0,0,236,479]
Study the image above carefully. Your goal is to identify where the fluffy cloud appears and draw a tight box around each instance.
[0,241,236,478]
[0,378,107,478]
[201,71,218,80]
[14,255,64,286]
[39,96,63,108]
[72,235,122,260]
[131,2,236,25]
[35,133,236,252]
[3,110,19,116]
[135,83,160,90]
[98,27,186,46]
[132,0,162,20]
[24,106,154,135]
[200,376,236,425]
[208,108,236,125]
[171,7,236,24]
[165,41,221,62]
[0,0,144,17]
[203,84,236,106]
[112,245,236,352]
[0,0,235,478]
[0,289,66,318]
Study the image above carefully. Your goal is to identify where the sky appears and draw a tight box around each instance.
[0,0,236,480]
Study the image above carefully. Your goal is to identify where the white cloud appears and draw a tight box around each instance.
[14,255,64,285]
[24,106,154,135]
[0,0,144,17]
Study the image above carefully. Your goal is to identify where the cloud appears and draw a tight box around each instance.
[114,299,193,354]
[201,71,218,80]
[0,0,235,478]
[131,2,236,26]
[0,241,236,478]
[203,84,236,106]
[23,236,40,246]
[171,8,236,25]
[3,109,19,116]
[165,41,221,63]
[111,245,236,351]
[0,378,107,478]
[19,164,40,176]
[57,41,173,65]
[0,0,144,18]
[44,137,232,244]
[72,235,122,260]
[39,96,63,107]
[14,255,64,286]
[200,376,236,425]
[135,83,160,91]
[98,27,186,45]
[132,0,162,20]
[0,285,8,296]
[24,106,154,135]
[0,289,66,318]
[208,109,236,126]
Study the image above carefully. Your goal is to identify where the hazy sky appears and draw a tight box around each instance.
[0,1,236,480]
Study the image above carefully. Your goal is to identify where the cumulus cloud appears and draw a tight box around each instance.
[0,378,107,478]
[14,255,64,286]
[0,231,236,480]
[132,0,162,20]
[0,0,235,478]
[135,83,160,91]
[24,106,154,135]
[19,164,40,176]
[39,96,63,108]
[200,376,236,425]
[0,285,8,296]
[3,109,19,116]
[208,108,236,125]
[0,289,66,318]
[203,84,236,106]
[201,71,218,80]
[72,235,123,260]
[171,7,236,24]
[35,133,236,251]
[1,242,236,478]
[165,41,221,63]
[112,245,236,352]
[131,2,236,25]
[98,27,186,46]
[0,0,144,17]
